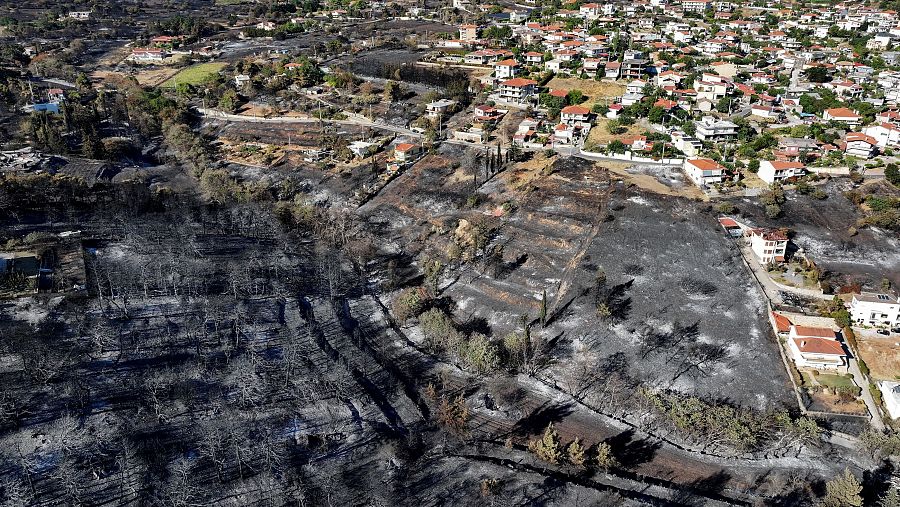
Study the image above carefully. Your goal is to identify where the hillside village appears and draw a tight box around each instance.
[1,0,900,505]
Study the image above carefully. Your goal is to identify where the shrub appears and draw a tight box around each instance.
[528,424,562,464]
[392,287,426,322]
[459,333,500,373]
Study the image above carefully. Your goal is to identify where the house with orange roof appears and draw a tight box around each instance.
[683,158,725,188]
[493,59,520,79]
[560,105,592,126]
[842,132,878,159]
[393,143,422,163]
[758,161,805,184]
[497,78,538,104]
[823,107,861,126]
[787,325,847,371]
[748,228,788,264]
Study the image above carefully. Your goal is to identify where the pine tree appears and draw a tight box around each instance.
[821,469,863,507]
[596,442,618,471]
[879,488,900,507]
[528,424,562,464]
[567,438,586,467]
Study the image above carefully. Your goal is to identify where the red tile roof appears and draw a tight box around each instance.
[772,312,792,333]
[793,325,836,339]
[793,337,845,356]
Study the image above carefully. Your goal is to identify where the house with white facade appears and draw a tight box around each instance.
[842,132,878,158]
[787,325,847,372]
[683,158,725,187]
[694,117,737,141]
[863,122,900,148]
[493,59,520,80]
[823,107,861,126]
[758,161,805,184]
[497,78,538,104]
[560,105,591,127]
[748,228,788,264]
[850,292,900,328]
[879,381,900,419]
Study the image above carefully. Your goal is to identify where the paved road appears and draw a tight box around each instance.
[848,357,886,431]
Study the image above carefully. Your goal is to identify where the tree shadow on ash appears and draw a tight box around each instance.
[508,402,575,437]
[494,253,529,280]
[668,470,734,506]
[603,429,661,470]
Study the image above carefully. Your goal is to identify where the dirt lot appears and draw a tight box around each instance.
[857,336,900,381]
[586,118,646,145]
[547,78,625,107]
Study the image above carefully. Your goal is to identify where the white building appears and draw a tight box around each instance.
[425,99,456,119]
[850,292,900,328]
[682,0,712,13]
[758,161,805,184]
[683,158,725,188]
[879,381,900,419]
[863,122,900,148]
[496,78,537,104]
[560,105,591,127]
[493,59,520,80]
[694,117,737,141]
[823,107,861,127]
[787,325,847,372]
[748,228,788,264]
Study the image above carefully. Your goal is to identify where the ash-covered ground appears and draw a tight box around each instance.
[361,147,793,411]
[735,179,900,289]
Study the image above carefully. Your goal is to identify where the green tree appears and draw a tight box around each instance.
[648,106,665,124]
[460,333,500,373]
[879,488,900,507]
[528,424,562,464]
[596,442,618,471]
[820,469,862,507]
[804,66,830,83]
[886,163,900,187]
[567,438,586,467]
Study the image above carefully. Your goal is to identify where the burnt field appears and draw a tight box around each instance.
[734,180,900,290]
[360,146,793,411]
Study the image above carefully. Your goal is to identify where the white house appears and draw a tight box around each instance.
[683,158,725,188]
[682,0,711,13]
[843,132,878,159]
[560,105,591,127]
[393,143,422,163]
[694,117,737,141]
[493,59,520,80]
[863,122,900,148]
[748,228,788,264]
[850,292,900,328]
[879,381,900,419]
[823,107,861,126]
[234,74,251,88]
[787,325,847,372]
[497,78,537,104]
[425,99,456,119]
[758,161,805,184]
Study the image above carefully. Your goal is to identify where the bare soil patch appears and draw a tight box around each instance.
[857,336,900,381]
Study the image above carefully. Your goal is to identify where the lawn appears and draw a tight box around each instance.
[815,373,858,390]
[161,62,227,88]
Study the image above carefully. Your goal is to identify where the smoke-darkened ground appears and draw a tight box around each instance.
[735,180,900,290]
[361,147,793,411]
